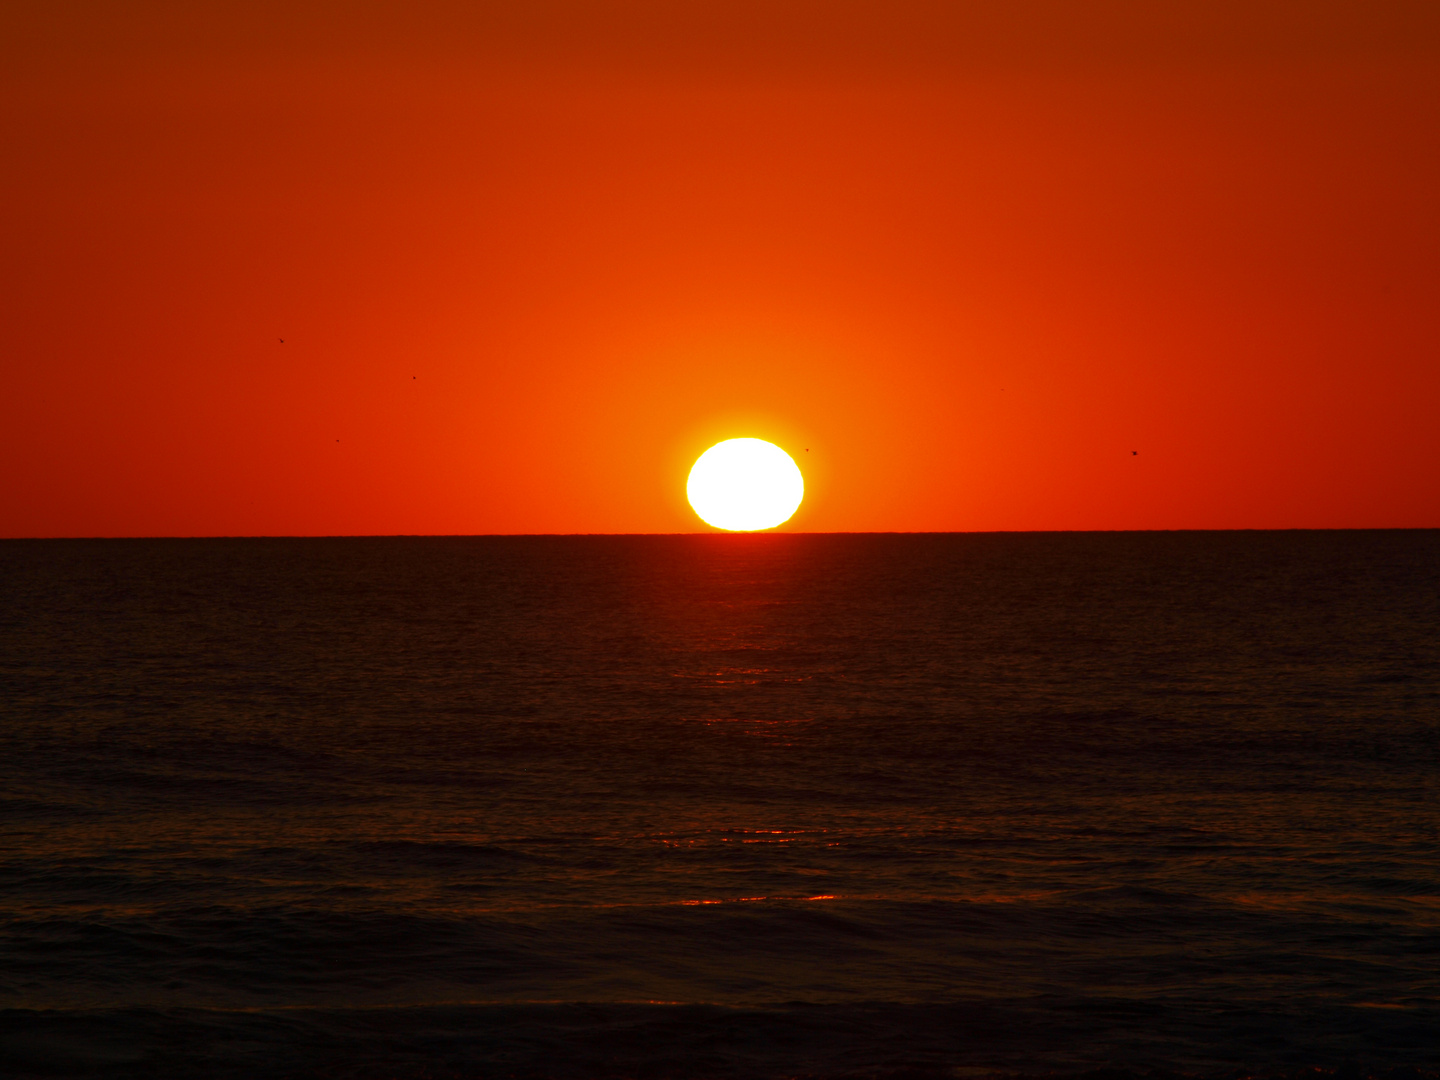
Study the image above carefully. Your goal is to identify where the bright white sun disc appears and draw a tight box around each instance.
[687,438,804,531]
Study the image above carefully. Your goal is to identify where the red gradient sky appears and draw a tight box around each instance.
[3,2,1438,536]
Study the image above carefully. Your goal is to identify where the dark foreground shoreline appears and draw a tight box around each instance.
[4,1001,1438,1079]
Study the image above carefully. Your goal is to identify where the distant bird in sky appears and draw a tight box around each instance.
[279,338,284,343]
[1132,451,1138,455]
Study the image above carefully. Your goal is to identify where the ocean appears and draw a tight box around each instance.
[1,532,1436,1079]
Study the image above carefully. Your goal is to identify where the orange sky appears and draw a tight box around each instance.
[3,2,1438,536]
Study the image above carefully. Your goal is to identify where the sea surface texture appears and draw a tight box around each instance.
[1,533,1437,1079]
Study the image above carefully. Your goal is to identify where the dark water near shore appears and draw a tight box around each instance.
[1,532,1437,1078]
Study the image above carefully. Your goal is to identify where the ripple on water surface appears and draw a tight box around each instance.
[1,532,1437,1076]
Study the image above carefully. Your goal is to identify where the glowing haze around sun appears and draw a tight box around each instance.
[687,438,804,531]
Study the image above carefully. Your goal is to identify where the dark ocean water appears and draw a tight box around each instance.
[1,532,1437,1079]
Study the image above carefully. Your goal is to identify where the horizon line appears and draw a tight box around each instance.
[3,527,1436,541]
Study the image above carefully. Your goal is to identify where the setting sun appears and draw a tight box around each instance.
[687,438,804,531]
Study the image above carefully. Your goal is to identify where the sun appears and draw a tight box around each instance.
[687,438,804,531]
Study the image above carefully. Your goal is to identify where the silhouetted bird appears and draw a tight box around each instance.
[1132,451,1138,455]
